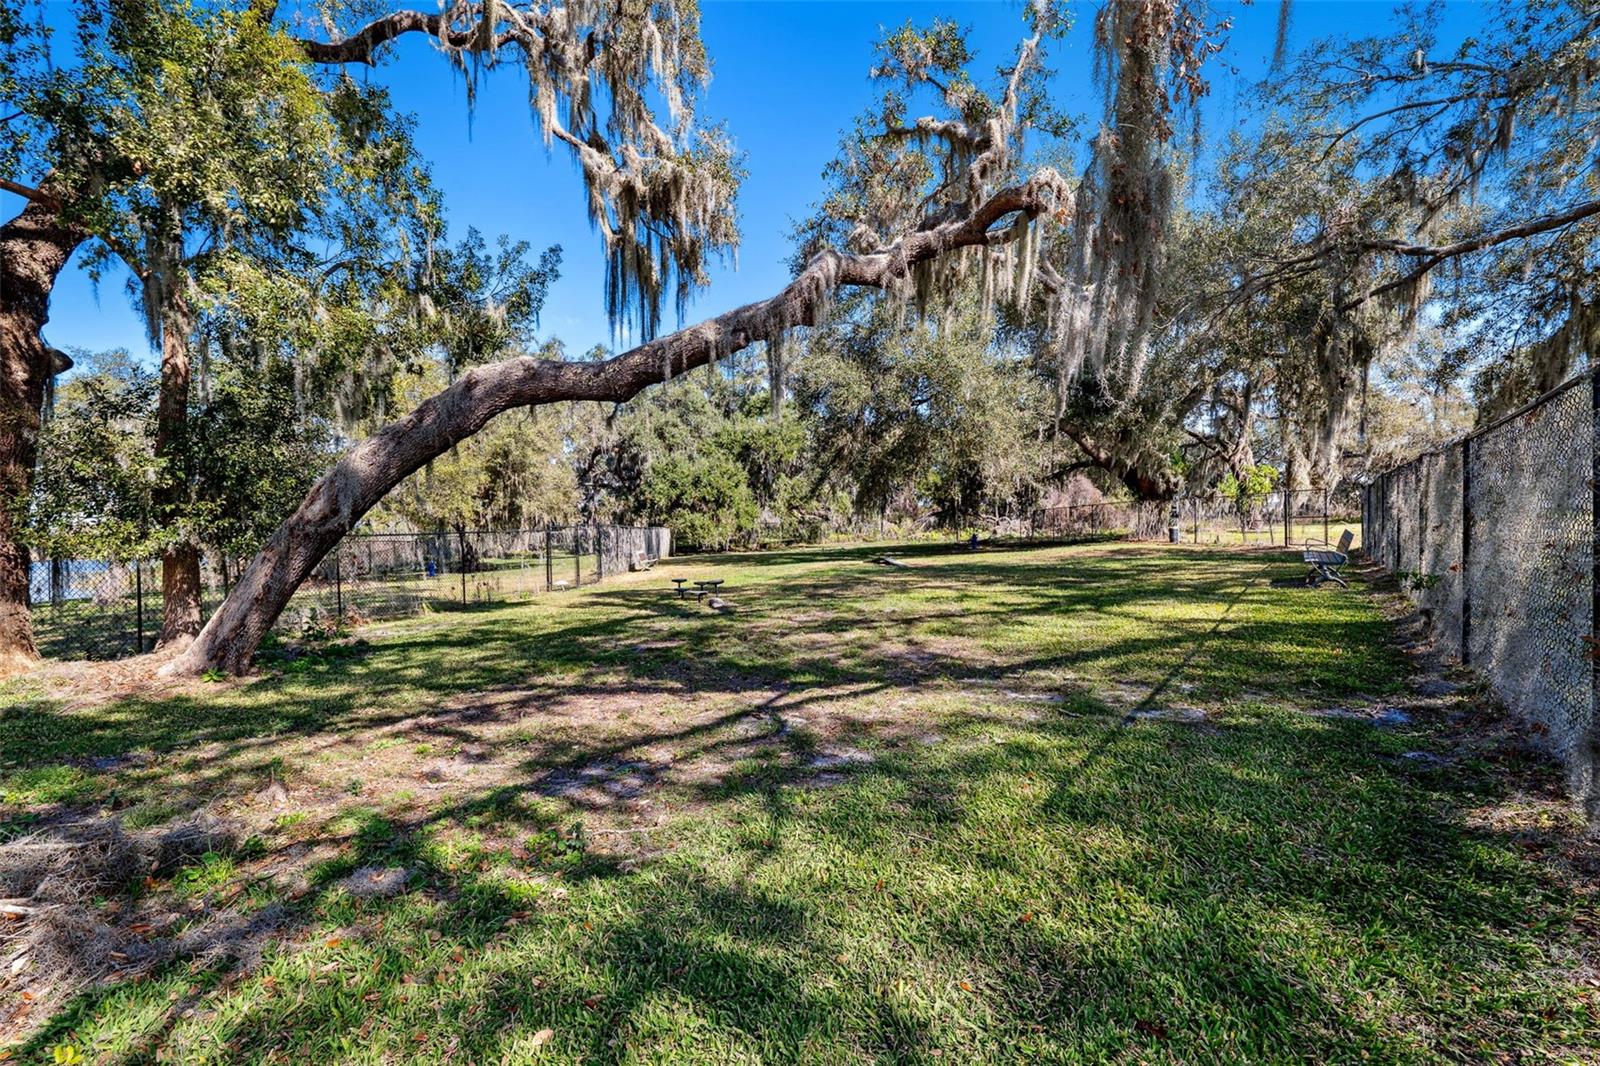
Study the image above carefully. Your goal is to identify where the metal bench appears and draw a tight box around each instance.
[1304,529,1355,588]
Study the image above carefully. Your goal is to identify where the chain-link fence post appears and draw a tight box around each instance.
[1461,436,1472,665]
[334,551,343,620]
[545,527,553,591]
[134,560,145,654]
[1590,368,1600,820]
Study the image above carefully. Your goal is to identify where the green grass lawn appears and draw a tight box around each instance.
[0,540,1594,1064]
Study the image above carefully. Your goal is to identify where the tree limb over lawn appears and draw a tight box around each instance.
[163,171,1070,676]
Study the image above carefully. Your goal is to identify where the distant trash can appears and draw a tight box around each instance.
[1168,504,1181,543]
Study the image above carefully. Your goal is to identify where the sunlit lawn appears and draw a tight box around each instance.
[1,539,1594,1063]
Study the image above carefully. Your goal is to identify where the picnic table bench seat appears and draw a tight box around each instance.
[1303,529,1355,588]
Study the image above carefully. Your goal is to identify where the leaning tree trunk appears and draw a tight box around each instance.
[0,199,84,674]
[152,282,203,646]
[162,174,1068,675]
[1059,424,1180,502]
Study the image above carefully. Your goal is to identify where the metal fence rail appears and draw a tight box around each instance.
[27,525,672,662]
[1364,369,1597,821]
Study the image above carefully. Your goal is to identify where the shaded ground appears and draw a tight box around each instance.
[0,539,1595,1063]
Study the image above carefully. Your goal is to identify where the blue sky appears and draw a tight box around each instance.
[12,0,1444,366]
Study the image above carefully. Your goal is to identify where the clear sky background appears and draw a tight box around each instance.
[10,0,1440,366]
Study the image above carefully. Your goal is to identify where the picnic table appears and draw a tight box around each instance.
[670,577,726,602]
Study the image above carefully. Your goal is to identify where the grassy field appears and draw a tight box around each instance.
[0,539,1594,1063]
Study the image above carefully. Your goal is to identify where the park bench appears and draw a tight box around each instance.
[1303,529,1354,588]
[630,550,658,572]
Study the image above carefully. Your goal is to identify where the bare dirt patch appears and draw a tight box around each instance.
[3,647,209,715]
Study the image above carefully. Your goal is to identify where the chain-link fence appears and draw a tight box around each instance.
[27,525,672,662]
[1028,487,1362,547]
[1365,370,1597,821]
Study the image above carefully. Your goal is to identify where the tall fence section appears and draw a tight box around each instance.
[1364,370,1597,819]
[28,525,671,662]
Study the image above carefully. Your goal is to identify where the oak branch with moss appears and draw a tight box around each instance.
[0,0,738,670]
[163,171,1068,675]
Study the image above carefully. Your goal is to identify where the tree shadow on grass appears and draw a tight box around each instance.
[0,543,1402,831]
[11,686,1587,1062]
[11,544,1551,1059]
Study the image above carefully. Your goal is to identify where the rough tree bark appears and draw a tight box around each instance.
[152,279,203,646]
[0,197,84,674]
[1058,424,1181,501]
[164,175,1067,675]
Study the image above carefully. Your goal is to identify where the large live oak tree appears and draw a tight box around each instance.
[0,194,82,674]
[0,0,736,671]
[161,0,1088,675]
[162,173,1070,675]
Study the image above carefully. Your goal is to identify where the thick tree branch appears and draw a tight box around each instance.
[1360,198,1600,260]
[880,117,988,148]
[1343,197,1600,310]
[0,179,60,209]
[163,171,1069,676]
[1226,198,1600,316]
[1056,423,1178,501]
[293,8,519,65]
